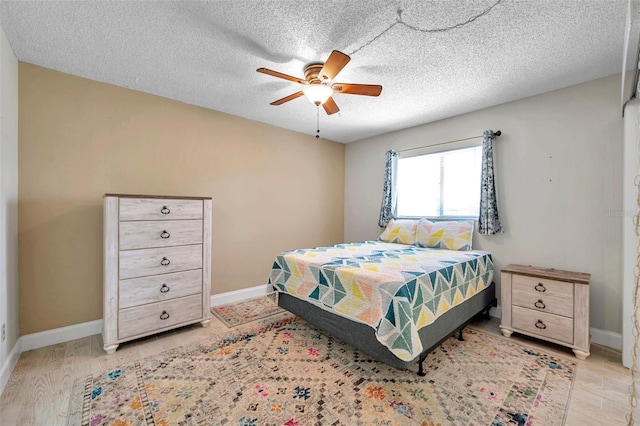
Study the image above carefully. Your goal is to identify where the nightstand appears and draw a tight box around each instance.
[500,264,590,360]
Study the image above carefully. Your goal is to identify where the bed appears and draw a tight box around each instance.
[268,233,496,374]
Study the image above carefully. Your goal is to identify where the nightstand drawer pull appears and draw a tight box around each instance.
[534,299,546,309]
[534,283,546,292]
[535,320,546,330]
[160,230,171,239]
[160,310,170,320]
[160,206,171,215]
[160,284,170,293]
[160,257,170,266]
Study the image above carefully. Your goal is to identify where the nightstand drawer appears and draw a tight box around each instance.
[512,306,574,345]
[512,289,573,319]
[118,294,202,339]
[119,198,203,221]
[119,220,203,250]
[512,274,574,299]
[119,269,202,308]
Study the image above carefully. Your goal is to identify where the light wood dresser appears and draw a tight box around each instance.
[500,264,590,360]
[103,194,212,354]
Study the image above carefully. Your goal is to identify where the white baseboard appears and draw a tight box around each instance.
[0,320,101,397]
[489,304,501,319]
[0,340,22,397]
[10,285,268,357]
[210,284,267,307]
[0,293,624,398]
[590,327,622,351]
[13,302,620,352]
[20,319,103,352]
[210,294,625,350]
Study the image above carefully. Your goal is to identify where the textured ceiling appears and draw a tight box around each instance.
[0,0,637,143]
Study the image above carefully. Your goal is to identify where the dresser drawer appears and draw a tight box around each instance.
[119,220,203,250]
[118,294,203,339]
[119,198,203,221]
[119,245,202,279]
[119,269,202,308]
[512,306,574,345]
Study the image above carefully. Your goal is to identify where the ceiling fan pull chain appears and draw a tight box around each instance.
[316,106,320,139]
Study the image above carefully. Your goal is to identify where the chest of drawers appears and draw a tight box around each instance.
[103,194,212,354]
[499,264,590,360]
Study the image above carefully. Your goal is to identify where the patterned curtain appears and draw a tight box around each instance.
[479,130,503,234]
[378,150,398,227]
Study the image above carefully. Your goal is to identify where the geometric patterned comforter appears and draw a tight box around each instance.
[269,241,494,361]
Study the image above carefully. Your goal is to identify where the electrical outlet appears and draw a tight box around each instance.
[1,323,5,342]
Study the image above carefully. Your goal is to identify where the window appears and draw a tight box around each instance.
[396,143,482,219]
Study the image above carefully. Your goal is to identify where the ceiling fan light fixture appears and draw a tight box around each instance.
[303,84,333,106]
[257,50,379,116]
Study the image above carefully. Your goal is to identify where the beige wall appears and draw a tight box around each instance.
[345,73,623,335]
[19,63,344,335]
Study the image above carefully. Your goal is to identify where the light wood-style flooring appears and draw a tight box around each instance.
[0,314,634,425]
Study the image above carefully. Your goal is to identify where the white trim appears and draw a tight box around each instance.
[210,284,267,307]
[10,311,624,355]
[591,327,622,351]
[623,99,639,367]
[0,340,21,397]
[398,137,483,158]
[6,285,270,357]
[0,294,623,397]
[20,320,103,352]
[210,293,623,350]
[490,304,501,319]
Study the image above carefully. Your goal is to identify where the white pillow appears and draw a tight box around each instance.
[378,219,419,245]
[415,219,474,251]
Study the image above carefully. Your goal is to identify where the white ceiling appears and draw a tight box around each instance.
[0,0,637,143]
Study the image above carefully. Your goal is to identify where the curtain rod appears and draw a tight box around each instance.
[398,130,501,153]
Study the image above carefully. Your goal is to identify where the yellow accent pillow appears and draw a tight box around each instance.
[415,219,474,251]
[378,219,419,245]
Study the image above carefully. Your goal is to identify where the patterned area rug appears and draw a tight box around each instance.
[211,295,284,327]
[67,315,575,426]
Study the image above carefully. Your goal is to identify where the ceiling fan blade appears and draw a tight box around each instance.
[257,68,306,85]
[270,91,304,105]
[318,50,351,81]
[332,83,382,96]
[322,97,340,115]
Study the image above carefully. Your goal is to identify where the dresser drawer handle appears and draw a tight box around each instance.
[160,284,170,293]
[160,257,170,266]
[534,283,546,292]
[534,299,546,309]
[160,230,171,239]
[160,311,170,320]
[160,206,171,215]
[535,320,546,330]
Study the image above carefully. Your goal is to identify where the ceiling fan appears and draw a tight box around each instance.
[256,50,382,115]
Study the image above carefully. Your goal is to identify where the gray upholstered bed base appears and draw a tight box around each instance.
[277,282,496,371]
